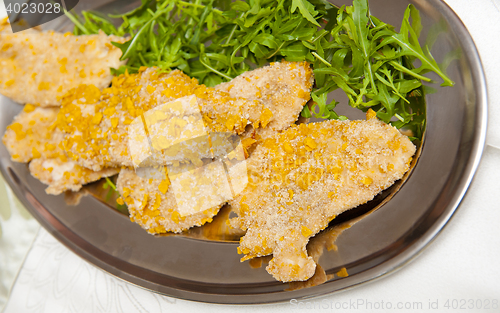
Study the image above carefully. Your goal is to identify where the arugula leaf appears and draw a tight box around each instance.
[352,0,377,94]
[67,0,454,140]
[231,1,250,11]
[253,33,280,49]
[375,5,454,86]
[280,42,309,58]
[291,0,320,27]
[108,0,151,18]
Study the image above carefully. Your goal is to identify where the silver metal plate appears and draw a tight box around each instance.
[0,0,487,304]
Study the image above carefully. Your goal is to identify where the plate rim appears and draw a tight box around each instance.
[0,0,488,304]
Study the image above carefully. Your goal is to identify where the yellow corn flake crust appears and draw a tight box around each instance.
[57,68,259,171]
[127,95,252,168]
[1,106,119,195]
[108,62,313,234]
[29,158,119,195]
[2,105,62,162]
[229,114,416,282]
[116,166,226,234]
[216,61,314,139]
[57,61,313,171]
[116,138,248,234]
[0,26,126,107]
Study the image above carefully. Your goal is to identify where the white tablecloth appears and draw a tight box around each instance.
[1,0,500,312]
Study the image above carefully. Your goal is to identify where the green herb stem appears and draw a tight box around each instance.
[63,9,90,35]
[311,52,332,67]
[105,177,117,191]
[199,57,234,80]
[389,60,433,83]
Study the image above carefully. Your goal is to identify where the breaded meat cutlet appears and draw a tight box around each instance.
[58,61,312,171]
[56,69,254,170]
[228,112,416,282]
[0,22,125,107]
[127,95,249,168]
[2,105,61,162]
[287,216,362,290]
[56,70,200,171]
[2,106,118,194]
[111,62,312,234]
[216,61,313,139]
[117,124,249,234]
[117,161,232,234]
[57,69,262,171]
[29,158,118,195]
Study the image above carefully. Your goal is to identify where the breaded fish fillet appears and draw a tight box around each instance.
[57,61,312,171]
[0,22,125,107]
[228,113,416,282]
[2,106,118,194]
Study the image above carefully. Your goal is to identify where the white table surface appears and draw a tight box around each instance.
[1,0,500,312]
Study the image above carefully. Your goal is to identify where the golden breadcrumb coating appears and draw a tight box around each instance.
[287,217,360,290]
[216,61,313,139]
[2,105,61,162]
[1,106,119,195]
[117,165,227,234]
[109,62,313,235]
[127,95,252,168]
[0,24,125,107]
[56,69,198,171]
[116,137,248,234]
[229,114,416,282]
[57,68,260,171]
[57,61,312,171]
[29,158,118,195]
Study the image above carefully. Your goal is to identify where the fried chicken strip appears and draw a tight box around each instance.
[0,20,125,107]
[2,106,118,194]
[229,113,416,282]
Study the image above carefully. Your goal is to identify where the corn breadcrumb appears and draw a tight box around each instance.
[0,24,126,107]
[2,105,61,162]
[29,157,119,195]
[116,164,227,234]
[2,106,119,195]
[229,114,416,282]
[215,61,314,139]
[57,61,312,171]
[110,62,313,234]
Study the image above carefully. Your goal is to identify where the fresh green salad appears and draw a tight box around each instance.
[66,0,454,141]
